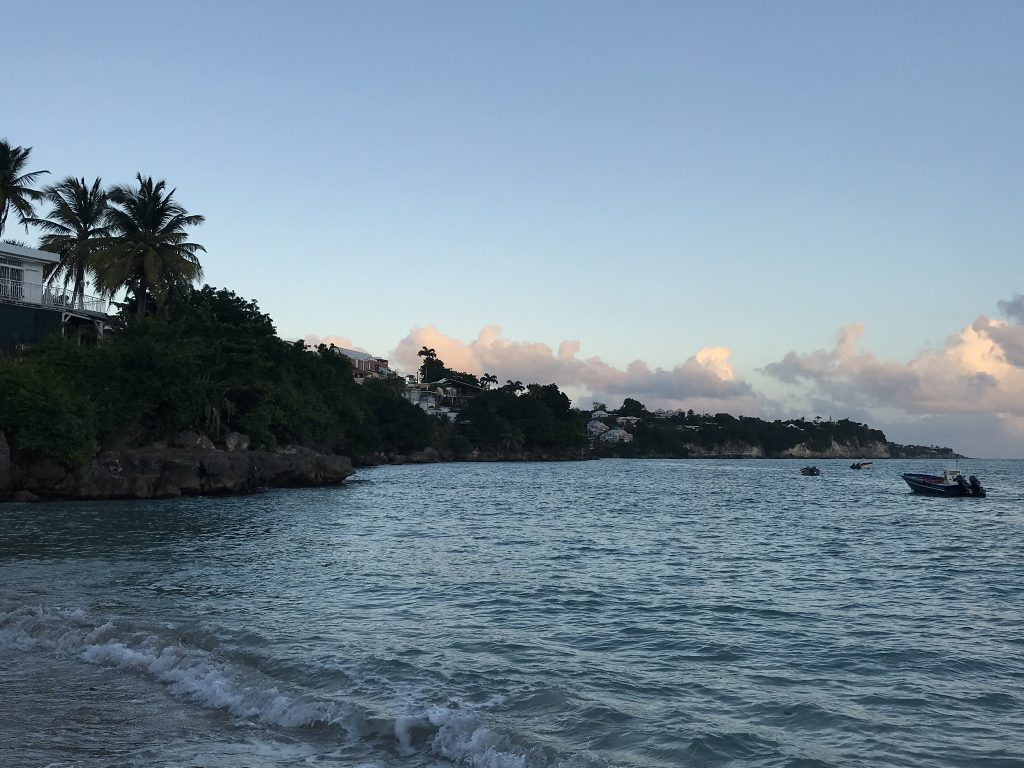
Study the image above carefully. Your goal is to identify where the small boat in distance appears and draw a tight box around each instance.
[850,461,873,470]
[801,466,821,476]
[902,469,986,497]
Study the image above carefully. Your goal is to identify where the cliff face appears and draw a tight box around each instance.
[4,444,354,502]
[682,441,765,459]
[782,440,891,459]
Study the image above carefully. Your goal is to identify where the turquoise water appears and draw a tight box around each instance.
[1,458,1022,768]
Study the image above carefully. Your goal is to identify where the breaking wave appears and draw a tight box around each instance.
[0,603,588,768]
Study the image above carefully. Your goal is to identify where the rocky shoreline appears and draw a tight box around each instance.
[0,429,962,503]
[0,431,354,503]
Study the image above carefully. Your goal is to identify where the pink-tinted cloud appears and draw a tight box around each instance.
[303,334,361,351]
[391,325,763,413]
[762,320,1024,416]
[760,305,1024,455]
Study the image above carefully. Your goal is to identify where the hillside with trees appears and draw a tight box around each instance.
[586,400,959,459]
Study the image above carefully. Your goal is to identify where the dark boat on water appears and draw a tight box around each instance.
[850,461,873,470]
[902,469,986,497]
[801,466,821,476]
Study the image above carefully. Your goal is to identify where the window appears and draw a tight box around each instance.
[0,257,25,300]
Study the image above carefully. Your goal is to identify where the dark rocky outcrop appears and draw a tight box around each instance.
[7,444,354,502]
[0,431,11,495]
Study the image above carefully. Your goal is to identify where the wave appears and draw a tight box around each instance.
[0,603,601,768]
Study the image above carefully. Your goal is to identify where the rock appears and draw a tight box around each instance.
[171,432,216,450]
[6,443,354,502]
[0,431,10,494]
[223,431,250,452]
[407,447,440,464]
[12,490,41,502]
[19,458,78,497]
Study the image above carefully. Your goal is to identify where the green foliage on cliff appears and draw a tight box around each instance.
[0,286,433,462]
[592,400,890,458]
[456,383,587,453]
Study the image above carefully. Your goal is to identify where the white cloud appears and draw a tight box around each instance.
[391,325,763,412]
[303,334,361,351]
[761,305,1024,456]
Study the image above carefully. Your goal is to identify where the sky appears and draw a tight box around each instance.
[5,1,1023,457]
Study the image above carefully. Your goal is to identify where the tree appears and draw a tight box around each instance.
[481,372,498,389]
[417,346,446,381]
[30,177,109,308]
[619,397,648,418]
[93,174,205,319]
[500,426,525,454]
[0,140,49,237]
[503,379,524,394]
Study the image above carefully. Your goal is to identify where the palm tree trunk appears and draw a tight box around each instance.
[135,277,147,319]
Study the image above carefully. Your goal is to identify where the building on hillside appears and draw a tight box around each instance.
[331,346,394,381]
[404,377,483,421]
[0,242,108,351]
[599,428,634,443]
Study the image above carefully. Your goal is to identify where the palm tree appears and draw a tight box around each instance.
[500,426,525,454]
[504,379,524,394]
[29,177,109,309]
[481,373,498,389]
[93,174,205,318]
[417,346,437,360]
[0,140,49,237]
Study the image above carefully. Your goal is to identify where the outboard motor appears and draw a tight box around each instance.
[955,474,969,494]
[969,475,986,497]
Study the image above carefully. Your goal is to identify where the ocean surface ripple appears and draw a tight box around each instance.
[1,458,1022,768]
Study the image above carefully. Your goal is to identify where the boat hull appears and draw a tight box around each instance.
[902,473,985,497]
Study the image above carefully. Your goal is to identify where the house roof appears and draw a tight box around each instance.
[0,242,58,264]
[422,377,483,390]
[333,346,385,363]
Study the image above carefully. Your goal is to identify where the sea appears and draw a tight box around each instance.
[1,458,1022,768]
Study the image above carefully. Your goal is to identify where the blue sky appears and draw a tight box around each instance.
[6,1,1024,456]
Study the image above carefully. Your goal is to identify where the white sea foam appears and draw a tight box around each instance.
[0,603,558,768]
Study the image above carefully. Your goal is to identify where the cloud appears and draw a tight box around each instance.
[997,293,1024,324]
[762,320,1024,416]
[391,325,764,412]
[760,303,1024,456]
[303,334,361,351]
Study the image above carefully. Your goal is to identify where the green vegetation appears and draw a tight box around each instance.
[0,287,435,463]
[29,176,109,308]
[589,400,892,458]
[0,140,48,237]
[455,383,587,455]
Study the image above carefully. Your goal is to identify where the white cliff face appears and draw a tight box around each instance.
[672,439,890,459]
[782,440,891,459]
[683,441,764,458]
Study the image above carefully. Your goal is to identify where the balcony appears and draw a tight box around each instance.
[0,279,107,317]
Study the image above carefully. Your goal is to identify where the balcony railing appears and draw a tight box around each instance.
[0,279,107,316]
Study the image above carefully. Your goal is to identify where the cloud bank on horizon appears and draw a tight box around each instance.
[313,294,1024,457]
[391,325,768,416]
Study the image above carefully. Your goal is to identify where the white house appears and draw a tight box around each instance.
[0,242,108,349]
[403,378,483,421]
[599,428,634,443]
